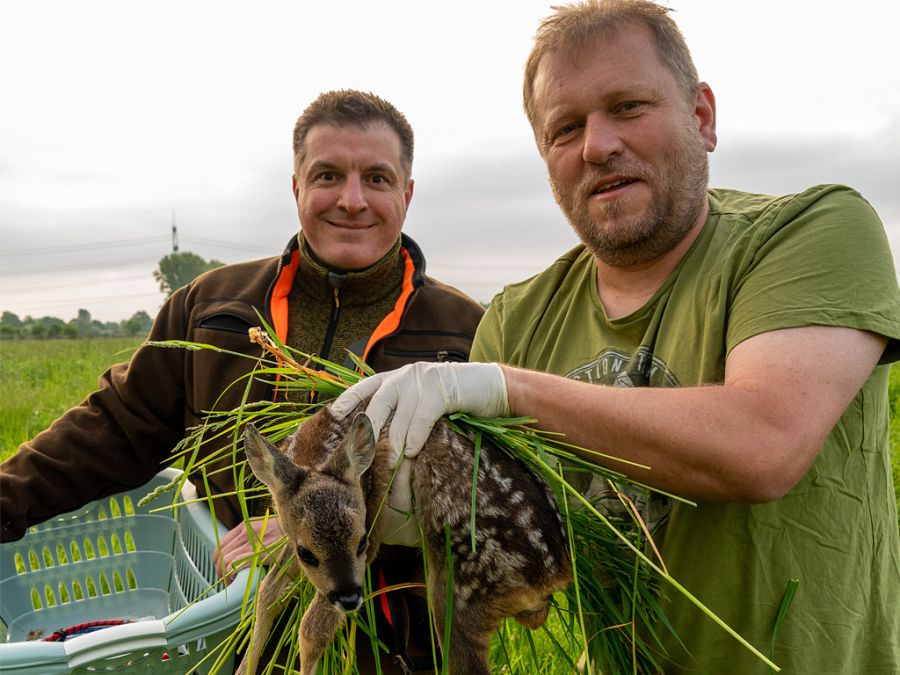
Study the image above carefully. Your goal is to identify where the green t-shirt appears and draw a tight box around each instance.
[471,185,900,674]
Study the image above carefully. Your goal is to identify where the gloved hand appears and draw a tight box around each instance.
[377,458,420,547]
[331,362,509,464]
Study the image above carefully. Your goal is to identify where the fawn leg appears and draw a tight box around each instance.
[298,592,344,675]
[425,560,494,675]
[444,606,496,675]
[236,550,299,675]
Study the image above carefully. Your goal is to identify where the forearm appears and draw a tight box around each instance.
[502,327,886,502]
[503,366,815,502]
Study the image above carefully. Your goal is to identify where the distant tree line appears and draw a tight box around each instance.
[2,251,225,340]
[0,309,153,340]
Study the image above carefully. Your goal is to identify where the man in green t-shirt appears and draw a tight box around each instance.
[334,1,900,672]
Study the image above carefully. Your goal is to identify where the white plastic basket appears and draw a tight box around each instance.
[0,468,256,674]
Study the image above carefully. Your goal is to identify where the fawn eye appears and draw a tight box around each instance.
[356,537,368,557]
[296,546,319,567]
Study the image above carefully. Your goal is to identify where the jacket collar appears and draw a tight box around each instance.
[294,234,403,305]
[269,231,426,344]
[278,231,426,288]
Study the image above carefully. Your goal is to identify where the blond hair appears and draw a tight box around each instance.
[523,0,699,129]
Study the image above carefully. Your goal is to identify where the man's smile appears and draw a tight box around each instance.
[590,176,639,197]
[325,220,376,230]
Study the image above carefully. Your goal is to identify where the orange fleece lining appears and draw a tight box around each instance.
[271,249,299,344]
[362,248,415,363]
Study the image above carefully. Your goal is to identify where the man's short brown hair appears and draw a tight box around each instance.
[293,90,414,179]
[523,0,699,131]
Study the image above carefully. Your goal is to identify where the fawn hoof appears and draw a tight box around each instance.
[328,587,363,612]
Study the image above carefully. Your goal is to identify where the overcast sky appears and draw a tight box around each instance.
[2,0,899,323]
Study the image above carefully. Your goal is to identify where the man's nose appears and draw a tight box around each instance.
[337,176,367,214]
[582,113,624,165]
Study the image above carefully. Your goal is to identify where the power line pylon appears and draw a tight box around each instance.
[171,210,179,253]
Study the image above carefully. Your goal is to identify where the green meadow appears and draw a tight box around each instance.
[2,337,899,513]
[0,338,140,457]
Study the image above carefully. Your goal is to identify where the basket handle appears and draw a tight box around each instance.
[59,568,258,669]
[63,619,167,668]
[163,568,257,643]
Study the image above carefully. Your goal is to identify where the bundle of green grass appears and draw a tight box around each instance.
[146,327,776,674]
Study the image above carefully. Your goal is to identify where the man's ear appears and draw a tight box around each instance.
[243,423,306,494]
[328,413,377,484]
[292,174,300,201]
[404,178,414,208]
[694,82,717,152]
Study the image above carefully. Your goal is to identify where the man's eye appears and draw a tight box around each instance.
[297,546,319,567]
[356,537,368,557]
[555,123,580,138]
[616,101,643,114]
[316,171,337,182]
[369,174,388,185]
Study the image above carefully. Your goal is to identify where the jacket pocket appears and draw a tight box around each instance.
[196,312,257,335]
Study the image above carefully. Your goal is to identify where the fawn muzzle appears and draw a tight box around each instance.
[328,586,364,612]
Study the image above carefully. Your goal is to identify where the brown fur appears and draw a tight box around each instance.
[236,403,572,675]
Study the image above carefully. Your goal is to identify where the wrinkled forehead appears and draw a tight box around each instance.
[527,21,682,130]
[531,24,680,130]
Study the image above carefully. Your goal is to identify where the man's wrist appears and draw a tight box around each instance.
[498,364,522,417]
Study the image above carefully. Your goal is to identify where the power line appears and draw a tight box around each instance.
[4,291,162,311]
[180,235,273,254]
[0,236,169,257]
[2,234,274,258]
[0,256,160,275]
[172,210,179,253]
[1,272,153,294]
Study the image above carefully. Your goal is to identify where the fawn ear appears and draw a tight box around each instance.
[243,423,306,494]
[330,413,377,483]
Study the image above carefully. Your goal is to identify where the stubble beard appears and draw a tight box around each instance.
[551,130,710,268]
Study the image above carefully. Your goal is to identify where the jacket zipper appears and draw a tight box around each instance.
[320,287,342,361]
[308,287,341,406]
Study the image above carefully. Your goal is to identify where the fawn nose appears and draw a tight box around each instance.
[329,587,363,612]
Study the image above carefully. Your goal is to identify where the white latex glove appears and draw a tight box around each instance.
[332,362,509,464]
[377,458,420,547]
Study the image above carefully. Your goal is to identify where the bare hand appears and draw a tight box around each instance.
[213,515,285,584]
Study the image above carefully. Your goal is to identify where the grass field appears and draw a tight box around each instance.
[0,338,141,457]
[2,338,899,511]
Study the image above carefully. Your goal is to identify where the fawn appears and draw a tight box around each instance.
[235,402,572,675]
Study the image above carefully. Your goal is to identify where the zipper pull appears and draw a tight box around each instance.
[327,271,346,311]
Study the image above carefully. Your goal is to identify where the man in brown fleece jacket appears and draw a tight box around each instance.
[0,90,484,673]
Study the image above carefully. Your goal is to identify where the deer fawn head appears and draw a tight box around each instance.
[243,415,376,613]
